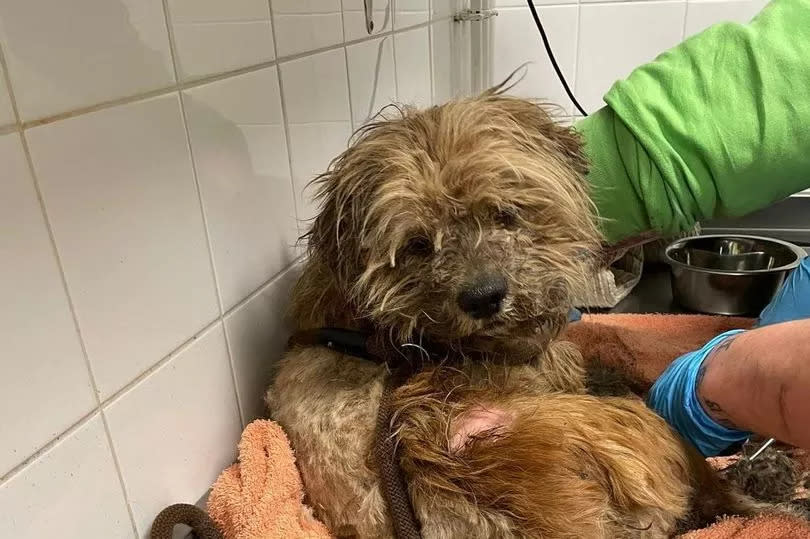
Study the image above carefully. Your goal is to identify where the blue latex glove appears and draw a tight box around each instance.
[646,330,751,457]
[756,255,810,327]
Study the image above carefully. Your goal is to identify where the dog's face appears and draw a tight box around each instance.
[297,93,601,343]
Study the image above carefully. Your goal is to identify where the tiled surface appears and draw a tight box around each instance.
[183,67,298,310]
[395,26,433,108]
[0,66,14,126]
[280,49,352,221]
[167,0,275,80]
[343,0,392,41]
[346,36,397,126]
[395,0,431,29]
[684,0,768,37]
[271,0,344,57]
[576,1,687,112]
[0,0,175,121]
[0,133,95,477]
[431,18,456,104]
[0,416,132,539]
[27,95,219,399]
[492,6,578,113]
[104,324,241,536]
[224,264,301,423]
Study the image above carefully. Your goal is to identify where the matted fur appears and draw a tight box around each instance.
[268,87,765,538]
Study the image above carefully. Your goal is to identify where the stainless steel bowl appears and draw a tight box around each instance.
[664,235,806,315]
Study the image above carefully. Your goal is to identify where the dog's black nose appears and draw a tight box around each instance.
[457,274,508,319]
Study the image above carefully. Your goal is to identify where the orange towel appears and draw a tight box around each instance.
[207,420,331,539]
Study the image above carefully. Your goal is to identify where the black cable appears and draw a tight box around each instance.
[526,0,588,116]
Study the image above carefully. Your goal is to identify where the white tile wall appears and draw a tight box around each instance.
[492,6,578,114]
[0,66,14,126]
[0,0,175,121]
[27,94,219,399]
[344,0,393,41]
[104,324,241,536]
[684,0,768,37]
[0,3,468,537]
[491,0,766,117]
[347,36,398,126]
[167,0,276,80]
[0,416,133,539]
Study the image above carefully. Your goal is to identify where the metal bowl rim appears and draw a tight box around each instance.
[664,234,805,275]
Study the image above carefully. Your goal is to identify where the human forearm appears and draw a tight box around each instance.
[697,320,810,450]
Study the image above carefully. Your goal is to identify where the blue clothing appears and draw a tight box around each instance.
[648,255,809,456]
[757,255,810,327]
[647,330,750,456]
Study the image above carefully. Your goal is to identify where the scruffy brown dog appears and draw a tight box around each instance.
[267,87,763,538]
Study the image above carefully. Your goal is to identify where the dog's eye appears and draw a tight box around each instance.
[494,207,519,229]
[403,237,433,256]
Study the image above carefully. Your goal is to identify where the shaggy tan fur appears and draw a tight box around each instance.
[267,86,764,538]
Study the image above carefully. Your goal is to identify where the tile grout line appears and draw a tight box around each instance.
[11,15,447,133]
[0,253,302,489]
[681,0,690,40]
[161,0,247,430]
[391,2,402,99]
[339,0,358,131]
[268,0,304,245]
[427,2,437,105]
[0,39,140,538]
[573,0,583,115]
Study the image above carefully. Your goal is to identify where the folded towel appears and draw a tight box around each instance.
[207,420,331,539]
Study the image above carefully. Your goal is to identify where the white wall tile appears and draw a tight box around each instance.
[684,0,768,37]
[0,67,14,126]
[432,0,459,19]
[347,36,397,126]
[343,0,392,41]
[576,1,687,113]
[496,0,574,5]
[280,49,352,124]
[0,134,96,476]
[492,6,577,113]
[431,18,455,104]
[287,122,352,223]
[168,0,275,80]
[281,49,352,222]
[0,416,132,539]
[183,67,298,310]
[395,26,432,108]
[224,264,301,423]
[104,323,240,537]
[271,0,344,58]
[27,95,219,399]
[0,0,174,121]
[395,0,430,29]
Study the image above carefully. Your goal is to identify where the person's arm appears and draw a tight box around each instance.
[577,0,810,244]
[697,319,810,450]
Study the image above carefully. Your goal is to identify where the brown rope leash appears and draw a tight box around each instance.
[150,503,223,539]
[289,328,424,539]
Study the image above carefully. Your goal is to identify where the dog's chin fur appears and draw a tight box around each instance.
[268,87,768,538]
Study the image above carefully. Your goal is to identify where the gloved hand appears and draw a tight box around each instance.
[646,330,751,457]
[757,256,810,327]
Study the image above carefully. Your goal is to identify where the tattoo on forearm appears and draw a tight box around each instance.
[697,334,740,429]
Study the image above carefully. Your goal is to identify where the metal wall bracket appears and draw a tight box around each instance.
[454,8,498,22]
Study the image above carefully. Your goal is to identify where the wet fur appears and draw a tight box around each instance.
[268,86,765,537]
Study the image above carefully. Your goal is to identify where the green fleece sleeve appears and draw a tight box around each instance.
[578,0,810,244]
